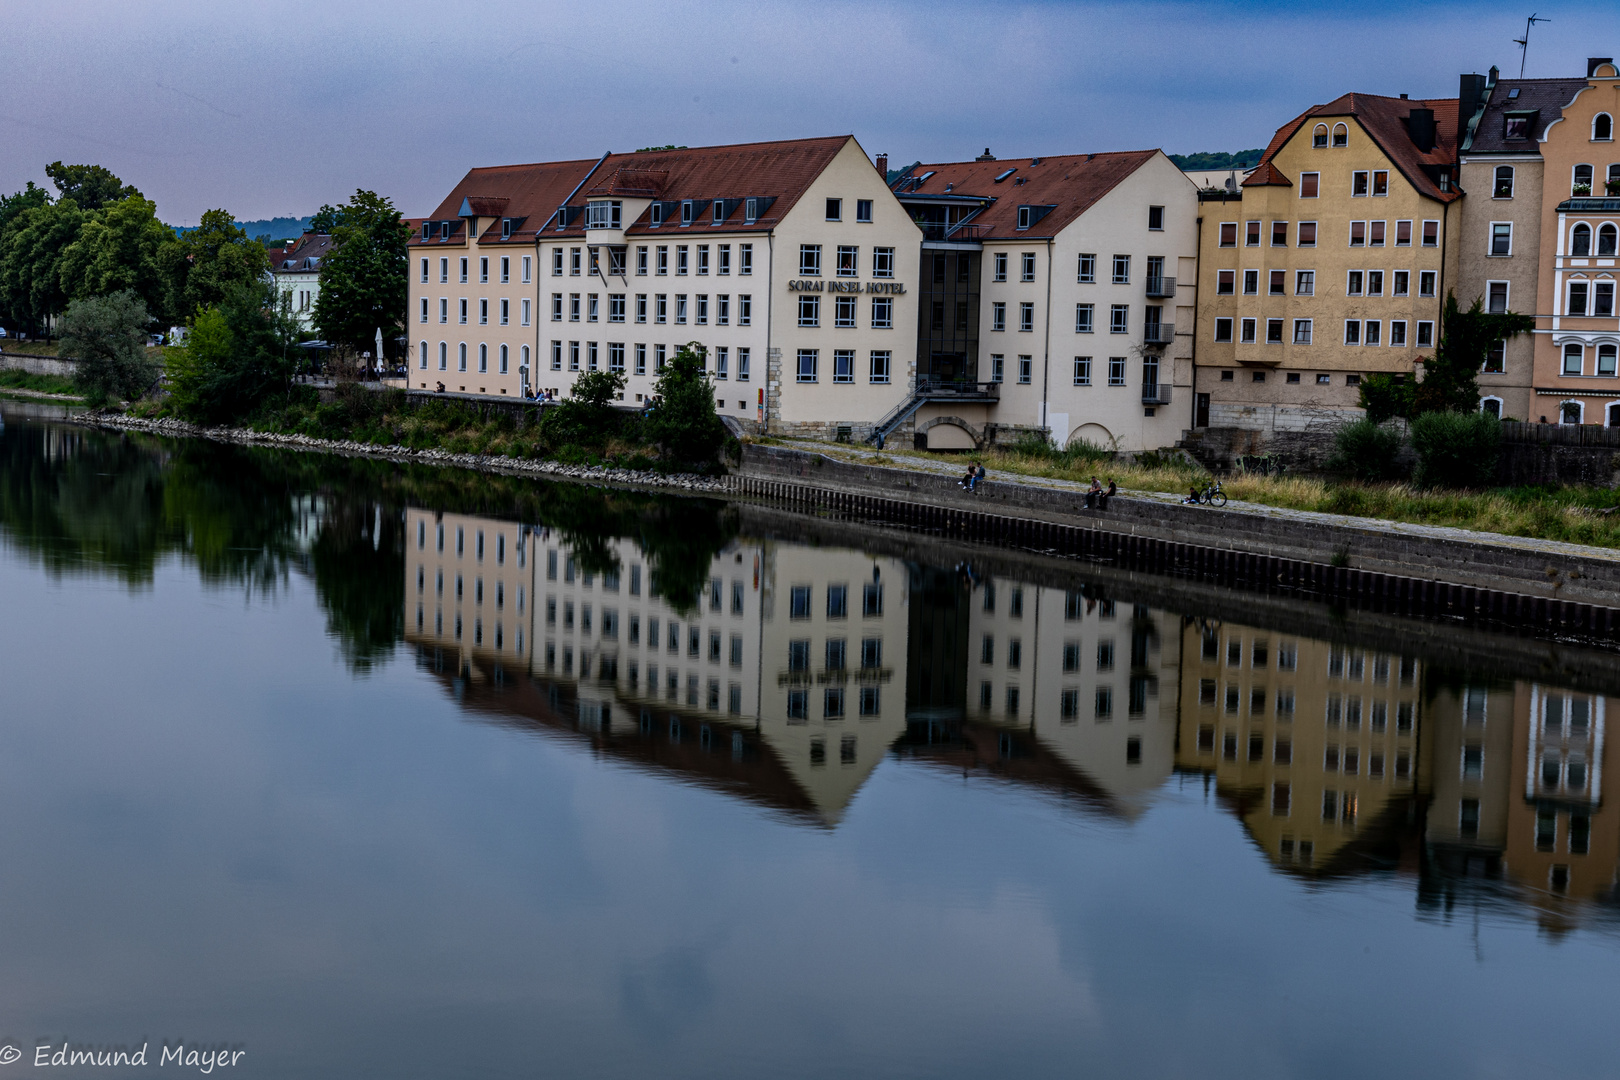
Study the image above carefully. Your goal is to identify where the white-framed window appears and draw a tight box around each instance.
[739,244,753,275]
[676,245,689,274]
[587,342,598,371]
[1312,124,1329,148]
[1076,303,1094,333]
[655,246,668,275]
[1598,344,1619,376]
[837,245,858,277]
[825,198,841,221]
[439,341,448,370]
[1216,269,1234,295]
[1599,281,1618,316]
[418,340,427,369]
[1019,302,1034,332]
[1295,270,1315,295]
[1298,221,1317,246]
[1393,270,1409,296]
[588,294,600,322]
[419,257,429,283]
[872,247,894,278]
[993,252,1008,282]
[1110,305,1128,333]
[1243,270,1258,295]
[872,297,893,329]
[1419,271,1437,297]
[1364,320,1381,346]
[1218,222,1237,247]
[459,299,468,324]
[478,298,488,325]
[1487,280,1510,313]
[1349,221,1366,246]
[550,341,562,370]
[1422,220,1439,247]
[1245,221,1261,247]
[1213,317,1233,343]
[1569,280,1589,316]
[717,245,730,275]
[1148,205,1165,230]
[1369,220,1386,246]
[696,245,710,275]
[1389,320,1407,347]
[634,343,646,376]
[500,298,510,325]
[738,347,751,381]
[1267,318,1284,344]
[1017,355,1032,384]
[458,342,468,371]
[1601,224,1620,257]
[1332,123,1348,147]
[478,343,488,372]
[1490,222,1513,256]
[439,298,448,324]
[717,294,729,325]
[1595,114,1614,142]
[1572,223,1593,256]
[1416,321,1434,348]
[634,294,647,323]
[1271,221,1288,246]
[1078,253,1096,282]
[499,256,509,283]
[1493,166,1515,198]
[1300,173,1319,198]
[799,244,821,275]
[798,295,820,327]
[440,257,450,284]
[1480,396,1503,417]
[420,297,429,323]
[1112,254,1130,283]
[653,294,667,324]
[1293,319,1313,344]
[551,249,563,276]
[739,294,752,326]
[990,354,1004,382]
[1074,356,1092,385]
[991,302,1006,332]
[694,294,708,325]
[1108,357,1127,386]
[869,350,890,384]
[856,199,873,223]
[1560,399,1584,424]
[1394,220,1411,246]
[1564,343,1585,375]
[835,295,857,328]
[674,295,687,324]
[460,257,469,283]
[833,349,855,383]
[796,349,818,382]
[1344,320,1362,346]
[1269,269,1286,295]
[1021,252,1037,282]
[1240,317,1256,344]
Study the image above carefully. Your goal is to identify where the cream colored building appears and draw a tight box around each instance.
[407,137,919,437]
[268,232,332,332]
[404,508,535,672]
[888,151,1198,452]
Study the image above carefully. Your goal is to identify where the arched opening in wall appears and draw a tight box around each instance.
[1069,423,1116,453]
[1572,223,1592,256]
[1608,402,1620,428]
[1561,400,1584,425]
[1599,224,1618,257]
[1480,397,1502,418]
[1312,124,1329,148]
[1594,113,1613,142]
[921,420,977,451]
[1332,123,1348,147]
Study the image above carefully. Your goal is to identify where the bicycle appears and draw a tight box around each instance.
[1198,479,1227,507]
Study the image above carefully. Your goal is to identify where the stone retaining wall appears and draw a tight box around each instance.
[0,353,77,378]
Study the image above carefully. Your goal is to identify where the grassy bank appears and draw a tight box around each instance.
[0,370,83,398]
[827,441,1620,550]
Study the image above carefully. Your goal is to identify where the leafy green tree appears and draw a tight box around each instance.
[1412,293,1535,415]
[308,204,345,233]
[44,162,141,212]
[644,342,728,465]
[0,182,51,235]
[59,290,159,406]
[0,199,87,334]
[165,282,300,423]
[541,369,625,449]
[312,190,408,352]
[157,209,270,324]
[1412,411,1501,488]
[58,196,170,315]
[1356,373,1414,424]
[1326,419,1407,482]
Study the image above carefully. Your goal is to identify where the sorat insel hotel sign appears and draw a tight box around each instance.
[786,280,907,293]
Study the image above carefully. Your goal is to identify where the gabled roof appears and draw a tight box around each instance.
[268,231,331,274]
[1241,160,1292,188]
[547,135,854,238]
[413,157,603,247]
[889,150,1162,238]
[1256,93,1462,202]
[1465,77,1590,154]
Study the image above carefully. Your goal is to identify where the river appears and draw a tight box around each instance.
[3,404,1618,1078]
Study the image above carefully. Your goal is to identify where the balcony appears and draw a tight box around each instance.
[1145,275,1177,298]
[1143,322,1176,346]
[915,375,1000,399]
[916,222,991,243]
[1141,383,1172,405]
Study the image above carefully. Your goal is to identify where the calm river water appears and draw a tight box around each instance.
[4,406,1620,1078]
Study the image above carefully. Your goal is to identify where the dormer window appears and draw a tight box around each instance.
[585,201,622,229]
[422,222,432,241]
[650,203,663,227]
[1332,123,1348,147]
[1312,123,1329,148]
[744,198,758,223]
[714,200,725,224]
[681,200,694,226]
[1504,112,1534,140]
[501,218,513,239]
[440,221,451,240]
[1017,206,1031,230]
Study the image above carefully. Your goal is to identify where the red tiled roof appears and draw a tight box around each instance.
[891,150,1162,238]
[413,157,604,247]
[269,231,332,273]
[587,166,669,197]
[460,196,510,217]
[1241,160,1293,188]
[1255,93,1461,202]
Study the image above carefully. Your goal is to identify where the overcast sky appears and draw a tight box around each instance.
[3,1,1617,224]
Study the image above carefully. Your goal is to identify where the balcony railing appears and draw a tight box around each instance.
[916,222,990,242]
[1145,275,1177,298]
[1141,382,1172,405]
[1143,321,1176,346]
[914,375,1000,398]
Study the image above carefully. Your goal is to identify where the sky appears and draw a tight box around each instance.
[2,0,1618,225]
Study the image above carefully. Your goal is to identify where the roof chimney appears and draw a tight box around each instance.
[1400,93,1408,99]
[875,153,888,178]
[1589,57,1615,77]
[976,147,996,161]
[1408,107,1436,153]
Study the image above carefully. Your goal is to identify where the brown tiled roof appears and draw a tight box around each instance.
[587,166,669,197]
[269,231,332,273]
[460,196,510,217]
[412,157,604,247]
[1465,77,1590,154]
[890,150,1161,238]
[1255,93,1462,202]
[548,135,854,237]
[1241,160,1293,188]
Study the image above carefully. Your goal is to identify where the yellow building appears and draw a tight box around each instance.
[1194,93,1462,433]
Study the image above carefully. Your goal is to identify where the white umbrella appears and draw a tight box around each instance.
[374,328,384,373]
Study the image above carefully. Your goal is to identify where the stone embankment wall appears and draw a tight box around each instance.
[1498,422,1620,487]
[733,443,1620,609]
[0,353,77,378]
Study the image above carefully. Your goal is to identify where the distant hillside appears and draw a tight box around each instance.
[240,216,312,243]
[1169,150,1264,172]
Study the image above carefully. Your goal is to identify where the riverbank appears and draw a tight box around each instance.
[72,412,730,494]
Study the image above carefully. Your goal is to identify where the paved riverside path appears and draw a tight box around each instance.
[769,438,1620,570]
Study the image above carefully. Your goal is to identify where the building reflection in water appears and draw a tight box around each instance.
[402,505,1620,930]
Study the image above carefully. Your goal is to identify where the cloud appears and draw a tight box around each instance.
[0,0,1613,223]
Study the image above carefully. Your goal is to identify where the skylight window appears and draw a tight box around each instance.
[994,169,1016,183]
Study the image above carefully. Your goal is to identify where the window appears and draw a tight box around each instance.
[1243,269,1258,295]
[796,349,818,382]
[1298,221,1317,246]
[695,245,709,275]
[1372,170,1388,196]
[1487,281,1509,314]
[1019,302,1034,332]
[1419,271,1436,297]
[990,354,1004,382]
[1022,252,1037,282]
[1390,320,1407,347]
[799,244,821,276]
[1017,355,1032,384]
[1240,317,1256,344]
[1563,343,1584,375]
[1422,220,1439,247]
[1216,269,1235,295]
[1332,123,1348,147]
[1147,204,1165,230]
[860,246,892,281]
[1267,318,1284,344]
[1271,221,1288,246]
[739,244,753,275]
[797,295,819,327]
[869,350,890,383]
[739,294,751,325]
[1112,254,1130,283]
[1364,320,1380,346]
[1344,320,1361,346]
[1213,318,1233,343]
[1368,270,1384,295]
[550,341,561,370]
[420,297,429,323]
[1369,220,1386,246]
[1597,113,1615,141]
[1269,269,1286,295]
[675,245,689,275]
[1569,281,1589,316]
[825,198,841,221]
[833,349,855,383]
[1293,319,1313,344]
[588,294,599,322]
[871,296,893,328]
[1574,164,1595,195]
[1300,172,1319,198]
[500,298,510,325]
[1493,165,1514,198]
[1073,356,1092,385]
[837,245,858,277]
[1598,344,1618,376]
[1108,356,1126,386]
[608,342,625,374]
[634,343,646,376]
[1245,221,1261,247]
[1602,224,1620,257]
[1416,321,1434,348]
[1296,270,1314,295]
[458,342,468,371]
[1393,270,1409,296]
[1073,302,1094,333]
[1485,221,1513,257]
[835,294,856,328]
[1349,220,1366,246]
[1110,305,1128,334]
[1352,170,1369,197]
[1598,282,1617,317]
[1573,224,1592,256]
[992,302,1006,332]
[1078,253,1096,281]
[1312,124,1329,148]
[1218,222,1237,247]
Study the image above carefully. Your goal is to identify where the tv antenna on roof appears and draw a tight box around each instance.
[1514,13,1550,78]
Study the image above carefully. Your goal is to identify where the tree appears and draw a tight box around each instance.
[157,209,270,324]
[58,196,170,316]
[59,291,159,406]
[311,190,408,352]
[644,342,729,465]
[165,282,300,423]
[308,204,345,233]
[0,199,87,335]
[541,369,625,449]
[45,162,141,212]
[1411,293,1535,415]
[0,182,51,235]
[1356,373,1414,424]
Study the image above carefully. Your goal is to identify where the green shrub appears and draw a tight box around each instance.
[1411,411,1501,488]
[644,344,727,466]
[1327,419,1407,482]
[1357,373,1414,424]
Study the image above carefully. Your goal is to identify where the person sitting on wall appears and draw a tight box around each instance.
[435,381,445,393]
[1184,484,1201,504]
[1085,477,1102,509]
[1099,479,1117,509]
[959,465,977,490]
